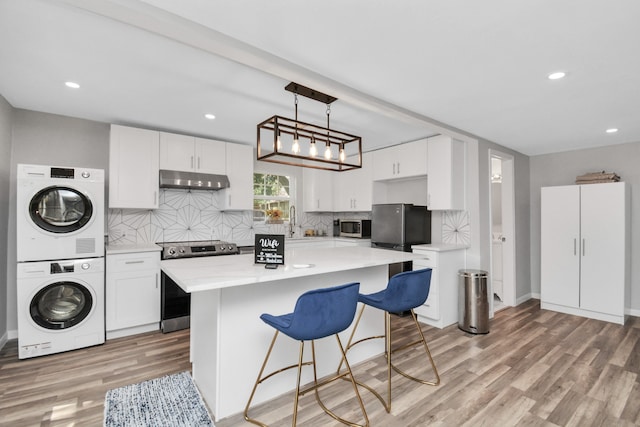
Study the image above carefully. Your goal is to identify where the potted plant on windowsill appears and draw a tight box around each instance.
[265,209,283,224]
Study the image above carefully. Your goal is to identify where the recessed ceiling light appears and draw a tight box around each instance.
[547,72,566,80]
[204,113,216,120]
[606,128,618,133]
[65,81,80,89]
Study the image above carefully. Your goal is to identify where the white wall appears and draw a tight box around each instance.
[6,110,109,333]
[530,141,640,312]
[0,95,12,345]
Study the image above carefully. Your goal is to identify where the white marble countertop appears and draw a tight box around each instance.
[106,243,162,255]
[412,243,469,252]
[160,246,425,293]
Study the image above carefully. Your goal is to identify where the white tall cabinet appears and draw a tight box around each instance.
[541,182,630,325]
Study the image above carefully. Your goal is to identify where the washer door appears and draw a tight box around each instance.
[29,186,93,234]
[30,281,94,330]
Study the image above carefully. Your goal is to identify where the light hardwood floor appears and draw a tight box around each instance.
[2,300,640,426]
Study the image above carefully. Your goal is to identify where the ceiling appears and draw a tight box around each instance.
[1,0,639,156]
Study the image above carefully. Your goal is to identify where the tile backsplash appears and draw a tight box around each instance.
[107,189,370,246]
[107,188,468,246]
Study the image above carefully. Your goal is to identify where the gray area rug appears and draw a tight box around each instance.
[104,371,214,427]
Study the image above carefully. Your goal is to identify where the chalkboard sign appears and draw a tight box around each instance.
[255,234,285,265]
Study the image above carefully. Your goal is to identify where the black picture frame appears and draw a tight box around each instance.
[255,234,285,265]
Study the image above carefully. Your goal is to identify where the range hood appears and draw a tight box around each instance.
[159,169,230,190]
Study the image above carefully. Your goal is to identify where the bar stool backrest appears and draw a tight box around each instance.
[263,282,360,341]
[379,268,433,313]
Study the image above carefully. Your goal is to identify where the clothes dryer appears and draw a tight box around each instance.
[17,164,105,262]
[17,257,105,359]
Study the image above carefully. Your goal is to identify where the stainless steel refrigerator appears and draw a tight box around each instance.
[371,203,431,277]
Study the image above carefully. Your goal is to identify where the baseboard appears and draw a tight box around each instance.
[515,293,539,306]
[627,307,640,317]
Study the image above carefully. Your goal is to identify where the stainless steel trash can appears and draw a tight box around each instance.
[458,269,489,334]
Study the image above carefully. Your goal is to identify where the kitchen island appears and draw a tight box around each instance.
[160,245,427,422]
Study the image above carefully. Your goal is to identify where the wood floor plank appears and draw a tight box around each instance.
[2,300,640,426]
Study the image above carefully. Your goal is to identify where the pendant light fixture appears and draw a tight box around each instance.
[257,82,362,171]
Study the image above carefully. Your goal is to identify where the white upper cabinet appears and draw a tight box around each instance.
[334,152,373,211]
[109,125,159,209]
[303,167,334,212]
[221,143,253,210]
[426,135,465,210]
[160,132,226,174]
[372,139,428,181]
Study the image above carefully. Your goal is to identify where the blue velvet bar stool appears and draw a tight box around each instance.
[339,268,440,413]
[244,282,369,427]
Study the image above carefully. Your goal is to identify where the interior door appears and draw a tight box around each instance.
[541,186,580,307]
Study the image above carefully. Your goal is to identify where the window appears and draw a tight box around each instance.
[253,173,292,221]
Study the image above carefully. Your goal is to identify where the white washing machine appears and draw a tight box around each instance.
[17,164,105,262]
[17,257,105,359]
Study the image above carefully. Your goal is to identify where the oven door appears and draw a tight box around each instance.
[161,271,190,333]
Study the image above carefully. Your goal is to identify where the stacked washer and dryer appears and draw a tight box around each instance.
[16,164,105,359]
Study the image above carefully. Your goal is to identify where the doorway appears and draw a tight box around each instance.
[489,151,516,314]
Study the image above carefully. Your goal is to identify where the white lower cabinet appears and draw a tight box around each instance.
[412,246,466,329]
[106,250,161,339]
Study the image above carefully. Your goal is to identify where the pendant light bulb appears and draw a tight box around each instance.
[339,145,346,162]
[292,134,300,154]
[276,133,282,150]
[309,137,318,157]
[324,143,332,159]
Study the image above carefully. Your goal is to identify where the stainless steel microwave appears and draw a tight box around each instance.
[339,219,372,238]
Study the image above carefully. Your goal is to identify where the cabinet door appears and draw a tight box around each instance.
[303,167,334,212]
[580,183,626,315]
[109,125,159,209]
[106,252,160,331]
[222,143,253,210]
[427,135,465,210]
[372,140,427,181]
[160,132,195,171]
[372,145,399,181]
[540,186,580,307]
[195,137,226,174]
[413,258,439,320]
[334,153,371,211]
[396,139,428,179]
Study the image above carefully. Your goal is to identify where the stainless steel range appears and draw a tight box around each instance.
[159,240,240,333]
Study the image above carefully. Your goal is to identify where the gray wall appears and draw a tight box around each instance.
[530,141,640,312]
[6,110,109,333]
[0,95,12,343]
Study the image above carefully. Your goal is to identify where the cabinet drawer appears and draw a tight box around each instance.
[413,251,438,269]
[415,291,439,320]
[107,252,159,272]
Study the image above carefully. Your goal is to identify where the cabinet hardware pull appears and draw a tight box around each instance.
[397,162,400,175]
[154,191,157,205]
[191,156,194,169]
[582,238,586,256]
[574,238,576,255]
[392,163,396,175]
[125,260,145,264]
[156,273,158,289]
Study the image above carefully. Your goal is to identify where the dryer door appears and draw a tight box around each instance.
[30,281,94,330]
[29,186,94,234]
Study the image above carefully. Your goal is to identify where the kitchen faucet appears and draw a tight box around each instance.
[289,205,296,238]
